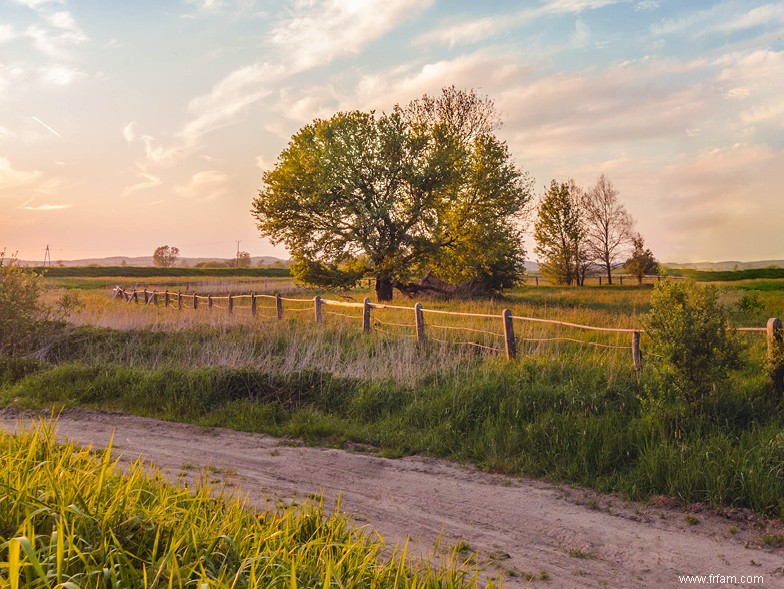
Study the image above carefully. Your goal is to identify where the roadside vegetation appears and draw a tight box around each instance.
[2,259,784,520]
[0,420,477,588]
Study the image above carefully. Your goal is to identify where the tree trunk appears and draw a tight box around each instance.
[605,259,613,285]
[375,276,393,302]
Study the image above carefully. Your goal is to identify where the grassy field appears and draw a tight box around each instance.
[2,272,784,520]
[0,420,477,588]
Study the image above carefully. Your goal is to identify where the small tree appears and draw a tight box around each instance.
[235,251,251,268]
[152,245,180,268]
[625,234,657,285]
[643,281,744,423]
[582,174,634,285]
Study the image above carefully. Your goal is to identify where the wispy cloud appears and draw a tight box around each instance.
[417,0,623,47]
[174,170,228,198]
[0,157,42,190]
[122,171,162,197]
[19,202,73,211]
[651,2,784,38]
[122,122,136,143]
[269,0,433,69]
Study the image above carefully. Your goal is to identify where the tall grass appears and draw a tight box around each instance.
[0,420,480,588]
[3,280,783,518]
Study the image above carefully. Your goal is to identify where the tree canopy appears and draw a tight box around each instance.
[152,245,180,268]
[534,179,585,286]
[252,87,533,301]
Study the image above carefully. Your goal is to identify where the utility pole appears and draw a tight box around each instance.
[44,245,51,267]
[236,240,240,268]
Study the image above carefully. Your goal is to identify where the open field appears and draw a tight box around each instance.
[2,270,783,587]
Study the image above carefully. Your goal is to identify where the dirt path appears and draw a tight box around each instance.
[2,408,782,588]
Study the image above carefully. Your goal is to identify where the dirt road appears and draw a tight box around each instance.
[2,408,782,588]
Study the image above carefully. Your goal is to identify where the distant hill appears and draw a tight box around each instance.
[662,260,784,271]
[21,255,291,268]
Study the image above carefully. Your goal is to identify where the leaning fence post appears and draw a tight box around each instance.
[251,292,257,317]
[415,303,425,346]
[152,291,159,306]
[112,286,122,300]
[314,295,322,323]
[276,293,283,320]
[131,289,138,304]
[503,309,516,360]
[164,290,170,308]
[143,289,149,304]
[632,331,642,371]
[177,291,182,309]
[363,298,371,333]
[228,293,233,315]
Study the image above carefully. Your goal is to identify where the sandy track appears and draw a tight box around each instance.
[2,408,782,588]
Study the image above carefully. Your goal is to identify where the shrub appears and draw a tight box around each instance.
[642,280,744,419]
[0,251,45,355]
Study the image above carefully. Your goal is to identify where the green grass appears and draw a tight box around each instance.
[675,268,784,282]
[0,420,479,588]
[2,277,784,520]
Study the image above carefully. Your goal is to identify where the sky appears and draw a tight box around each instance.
[1,0,783,264]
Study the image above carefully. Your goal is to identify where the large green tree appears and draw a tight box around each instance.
[252,88,532,301]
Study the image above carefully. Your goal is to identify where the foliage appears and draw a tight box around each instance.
[0,421,476,588]
[533,179,585,285]
[152,245,180,267]
[235,250,251,267]
[769,319,784,394]
[252,88,533,301]
[624,234,658,285]
[642,281,745,420]
[0,251,45,356]
[581,174,634,285]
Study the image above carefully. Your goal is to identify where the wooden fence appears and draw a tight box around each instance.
[112,286,781,372]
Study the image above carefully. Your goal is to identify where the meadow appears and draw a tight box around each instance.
[2,269,784,521]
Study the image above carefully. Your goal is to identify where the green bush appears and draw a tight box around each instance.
[642,280,744,421]
[0,251,45,355]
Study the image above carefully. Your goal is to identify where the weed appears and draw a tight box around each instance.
[685,515,700,525]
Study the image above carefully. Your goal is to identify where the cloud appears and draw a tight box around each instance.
[122,171,162,197]
[39,65,82,85]
[417,0,623,47]
[269,0,433,69]
[174,170,228,198]
[0,157,42,190]
[651,2,784,38]
[122,122,136,143]
[19,202,73,211]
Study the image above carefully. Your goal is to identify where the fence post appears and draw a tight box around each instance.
[208,294,213,310]
[276,293,283,320]
[363,298,371,333]
[535,276,539,286]
[228,293,233,315]
[143,289,149,304]
[599,276,602,286]
[769,317,784,393]
[314,295,322,323]
[178,291,182,310]
[151,291,158,306]
[619,275,624,286]
[112,286,122,300]
[164,290,170,308]
[632,331,642,371]
[502,309,516,360]
[193,293,198,310]
[131,289,138,304]
[415,303,425,346]
[251,292,257,317]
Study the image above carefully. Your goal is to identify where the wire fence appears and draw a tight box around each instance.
[112,286,779,371]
